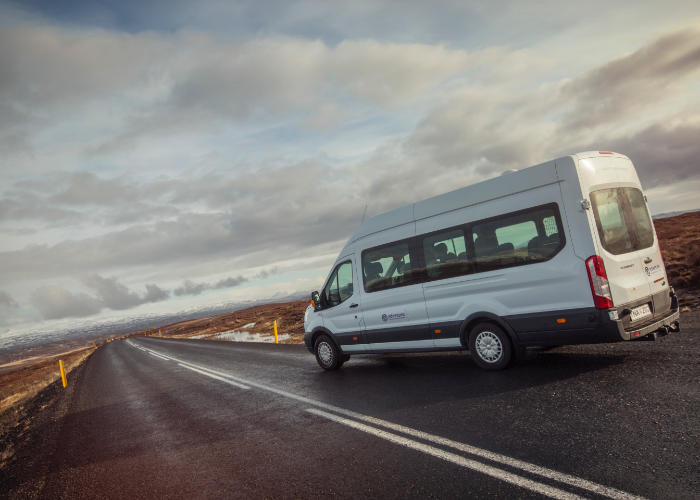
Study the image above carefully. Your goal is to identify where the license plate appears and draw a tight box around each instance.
[630,304,652,322]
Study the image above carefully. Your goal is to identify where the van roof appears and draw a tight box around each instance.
[339,151,628,253]
[574,151,629,160]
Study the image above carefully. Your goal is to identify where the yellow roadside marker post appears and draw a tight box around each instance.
[59,360,67,388]
[274,321,279,344]
[93,342,97,349]
[159,330,161,337]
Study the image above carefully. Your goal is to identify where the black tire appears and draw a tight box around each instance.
[314,335,341,370]
[468,323,513,370]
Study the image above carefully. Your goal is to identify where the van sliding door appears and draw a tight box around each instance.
[355,226,431,351]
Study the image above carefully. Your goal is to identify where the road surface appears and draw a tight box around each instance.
[30,312,700,498]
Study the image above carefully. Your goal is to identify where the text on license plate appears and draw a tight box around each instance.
[630,304,652,322]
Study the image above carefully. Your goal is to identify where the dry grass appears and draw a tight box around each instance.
[0,348,92,417]
[0,348,92,468]
[163,299,310,344]
[655,211,700,309]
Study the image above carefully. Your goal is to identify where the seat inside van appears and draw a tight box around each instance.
[474,234,500,268]
[527,235,560,259]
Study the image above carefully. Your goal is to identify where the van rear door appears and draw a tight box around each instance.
[589,186,652,307]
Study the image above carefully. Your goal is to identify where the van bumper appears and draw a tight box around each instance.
[303,331,314,352]
[609,308,680,341]
[509,299,680,346]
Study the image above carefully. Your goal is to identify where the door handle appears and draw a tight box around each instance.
[644,257,652,264]
[349,303,359,308]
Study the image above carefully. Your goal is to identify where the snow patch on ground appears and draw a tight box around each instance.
[215,330,292,343]
[189,328,291,343]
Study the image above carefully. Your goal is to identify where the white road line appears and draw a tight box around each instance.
[307,408,584,500]
[149,352,169,360]
[178,364,250,389]
[127,343,646,500]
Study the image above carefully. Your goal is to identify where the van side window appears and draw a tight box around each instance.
[362,240,420,293]
[420,229,473,280]
[323,261,353,307]
[471,205,564,271]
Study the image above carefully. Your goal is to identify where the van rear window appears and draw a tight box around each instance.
[590,187,653,255]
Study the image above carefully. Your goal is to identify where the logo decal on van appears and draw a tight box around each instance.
[645,264,661,277]
[381,311,408,322]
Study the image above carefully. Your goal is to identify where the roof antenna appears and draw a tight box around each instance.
[361,204,368,224]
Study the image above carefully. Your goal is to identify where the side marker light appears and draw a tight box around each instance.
[353,337,358,341]
[557,319,566,324]
[435,329,442,334]
[599,151,613,154]
[633,331,640,337]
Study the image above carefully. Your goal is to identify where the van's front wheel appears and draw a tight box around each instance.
[469,323,513,370]
[315,335,341,370]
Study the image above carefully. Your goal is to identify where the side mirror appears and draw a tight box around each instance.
[311,291,320,310]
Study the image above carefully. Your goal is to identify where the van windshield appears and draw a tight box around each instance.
[590,187,654,255]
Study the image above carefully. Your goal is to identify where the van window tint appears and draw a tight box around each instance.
[472,206,563,270]
[624,188,654,249]
[323,261,353,307]
[362,241,419,293]
[590,188,652,254]
[422,229,472,279]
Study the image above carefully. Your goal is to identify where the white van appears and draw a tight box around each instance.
[303,152,680,370]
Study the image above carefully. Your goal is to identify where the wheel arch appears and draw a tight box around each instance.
[310,327,341,352]
[459,312,518,350]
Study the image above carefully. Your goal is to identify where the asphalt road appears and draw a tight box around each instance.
[33,311,699,499]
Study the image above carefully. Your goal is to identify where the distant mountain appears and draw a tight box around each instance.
[652,207,700,220]
[0,289,315,356]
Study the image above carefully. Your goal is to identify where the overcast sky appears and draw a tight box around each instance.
[1,0,700,332]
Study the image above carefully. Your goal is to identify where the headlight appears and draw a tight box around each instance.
[304,307,310,323]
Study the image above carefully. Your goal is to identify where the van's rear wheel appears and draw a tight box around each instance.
[315,335,341,370]
[469,323,513,370]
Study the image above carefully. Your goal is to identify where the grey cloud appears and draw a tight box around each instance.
[31,285,102,320]
[173,275,249,297]
[213,275,248,289]
[560,27,700,131]
[407,25,700,187]
[143,283,169,302]
[0,25,172,127]
[0,290,20,328]
[1,24,481,157]
[80,273,169,309]
[596,122,700,187]
[254,266,280,280]
[0,290,18,308]
[105,205,181,225]
[173,279,209,297]
[0,192,82,223]
[50,172,143,206]
[29,274,171,321]
[0,160,367,284]
[4,24,700,301]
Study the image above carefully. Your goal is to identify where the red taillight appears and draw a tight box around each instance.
[586,255,614,309]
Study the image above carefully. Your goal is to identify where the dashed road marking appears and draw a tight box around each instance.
[307,408,585,500]
[127,340,647,500]
[178,364,250,389]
